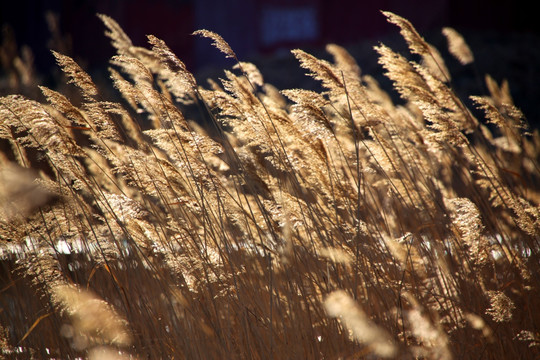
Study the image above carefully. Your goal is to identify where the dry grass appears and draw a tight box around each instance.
[1,11,539,359]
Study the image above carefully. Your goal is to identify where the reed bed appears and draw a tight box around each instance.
[0,11,539,359]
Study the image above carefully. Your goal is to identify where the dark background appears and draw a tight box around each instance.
[1,0,539,124]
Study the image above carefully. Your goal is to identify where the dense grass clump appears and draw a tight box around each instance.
[1,11,539,359]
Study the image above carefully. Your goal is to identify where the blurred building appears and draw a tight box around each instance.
[2,0,537,73]
[193,0,450,68]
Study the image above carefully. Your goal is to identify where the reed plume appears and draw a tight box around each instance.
[0,10,538,359]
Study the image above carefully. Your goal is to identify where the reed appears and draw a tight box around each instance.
[0,11,538,359]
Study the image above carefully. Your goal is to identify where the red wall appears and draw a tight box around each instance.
[1,0,538,72]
